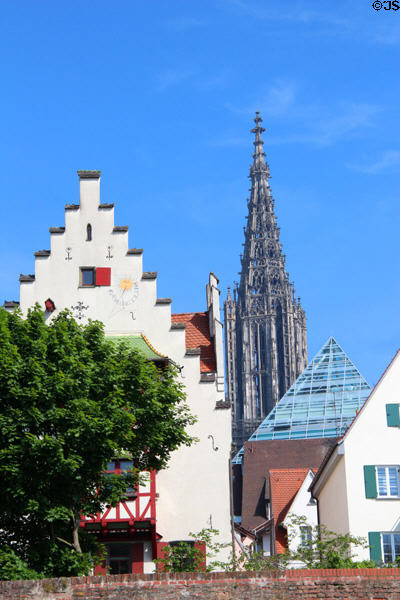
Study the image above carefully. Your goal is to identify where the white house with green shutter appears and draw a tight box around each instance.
[310,349,400,564]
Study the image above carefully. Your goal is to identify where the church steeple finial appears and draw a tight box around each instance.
[250,112,269,175]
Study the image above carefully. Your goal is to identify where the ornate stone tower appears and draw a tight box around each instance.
[225,113,308,449]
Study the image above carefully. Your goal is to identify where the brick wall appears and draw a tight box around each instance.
[1,568,400,600]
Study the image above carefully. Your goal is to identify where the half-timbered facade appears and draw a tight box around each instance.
[80,465,157,574]
[5,170,232,573]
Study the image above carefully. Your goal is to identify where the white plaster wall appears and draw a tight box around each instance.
[315,353,400,561]
[340,352,400,560]
[17,173,232,567]
[143,542,154,574]
[317,455,350,537]
[283,471,318,553]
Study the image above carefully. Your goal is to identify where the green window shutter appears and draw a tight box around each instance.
[386,403,400,427]
[368,531,382,563]
[364,465,377,498]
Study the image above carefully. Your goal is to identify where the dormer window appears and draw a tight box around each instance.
[86,224,92,241]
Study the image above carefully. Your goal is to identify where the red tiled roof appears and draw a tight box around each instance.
[269,468,315,554]
[240,438,337,533]
[171,312,216,373]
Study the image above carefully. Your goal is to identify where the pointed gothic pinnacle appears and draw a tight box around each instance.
[250,112,269,174]
[227,286,232,301]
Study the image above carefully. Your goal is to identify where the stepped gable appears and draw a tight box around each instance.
[171,312,216,373]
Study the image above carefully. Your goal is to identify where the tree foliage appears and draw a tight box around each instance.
[232,515,375,571]
[0,306,194,578]
[284,515,372,569]
[157,519,380,574]
[155,528,230,573]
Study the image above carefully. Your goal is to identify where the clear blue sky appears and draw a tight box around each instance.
[0,0,398,387]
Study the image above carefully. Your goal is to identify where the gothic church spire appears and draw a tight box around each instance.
[224,113,308,449]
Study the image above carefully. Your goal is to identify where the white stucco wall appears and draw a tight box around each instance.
[15,172,232,566]
[315,351,400,561]
[316,451,350,537]
[283,471,318,554]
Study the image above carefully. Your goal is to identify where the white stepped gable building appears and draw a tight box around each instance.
[6,170,232,574]
[310,349,400,564]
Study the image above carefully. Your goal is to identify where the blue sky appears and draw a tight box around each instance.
[0,0,398,387]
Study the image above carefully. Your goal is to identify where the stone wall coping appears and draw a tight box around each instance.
[1,567,400,590]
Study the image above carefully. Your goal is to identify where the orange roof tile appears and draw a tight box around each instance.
[171,312,216,373]
[269,468,314,554]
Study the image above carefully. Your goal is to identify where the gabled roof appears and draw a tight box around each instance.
[240,437,336,532]
[233,337,371,463]
[270,468,312,553]
[310,348,400,495]
[171,312,216,373]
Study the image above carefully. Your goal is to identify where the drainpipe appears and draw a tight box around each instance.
[229,455,237,570]
[269,473,276,556]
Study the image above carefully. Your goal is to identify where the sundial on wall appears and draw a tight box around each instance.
[109,274,139,309]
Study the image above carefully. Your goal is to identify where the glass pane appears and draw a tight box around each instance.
[120,460,133,471]
[109,559,130,574]
[106,461,116,471]
[377,467,388,496]
[300,526,312,547]
[382,534,392,562]
[81,269,94,285]
[394,534,400,559]
[233,337,371,463]
[388,467,399,496]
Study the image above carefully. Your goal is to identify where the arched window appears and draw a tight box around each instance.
[86,224,92,241]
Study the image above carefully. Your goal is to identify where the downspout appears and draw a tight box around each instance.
[269,473,276,555]
[229,455,237,569]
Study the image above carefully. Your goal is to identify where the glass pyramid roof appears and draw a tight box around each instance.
[233,337,371,464]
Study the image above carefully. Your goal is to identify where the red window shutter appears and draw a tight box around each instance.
[94,561,107,576]
[95,267,111,286]
[155,542,169,571]
[194,541,206,571]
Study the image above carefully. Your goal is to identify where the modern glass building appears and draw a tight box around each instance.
[233,337,371,464]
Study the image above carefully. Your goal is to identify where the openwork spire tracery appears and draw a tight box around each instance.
[224,113,308,449]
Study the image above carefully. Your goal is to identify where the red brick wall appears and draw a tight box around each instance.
[1,568,400,600]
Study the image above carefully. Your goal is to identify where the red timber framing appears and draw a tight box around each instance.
[80,461,157,574]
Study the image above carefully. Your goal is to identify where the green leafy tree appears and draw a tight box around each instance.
[0,547,41,581]
[0,306,195,578]
[226,515,374,571]
[187,520,377,573]
[285,515,372,568]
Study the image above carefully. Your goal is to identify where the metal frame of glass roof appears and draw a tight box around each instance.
[233,337,371,464]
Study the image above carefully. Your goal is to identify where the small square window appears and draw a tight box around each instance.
[300,525,312,547]
[80,268,95,286]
